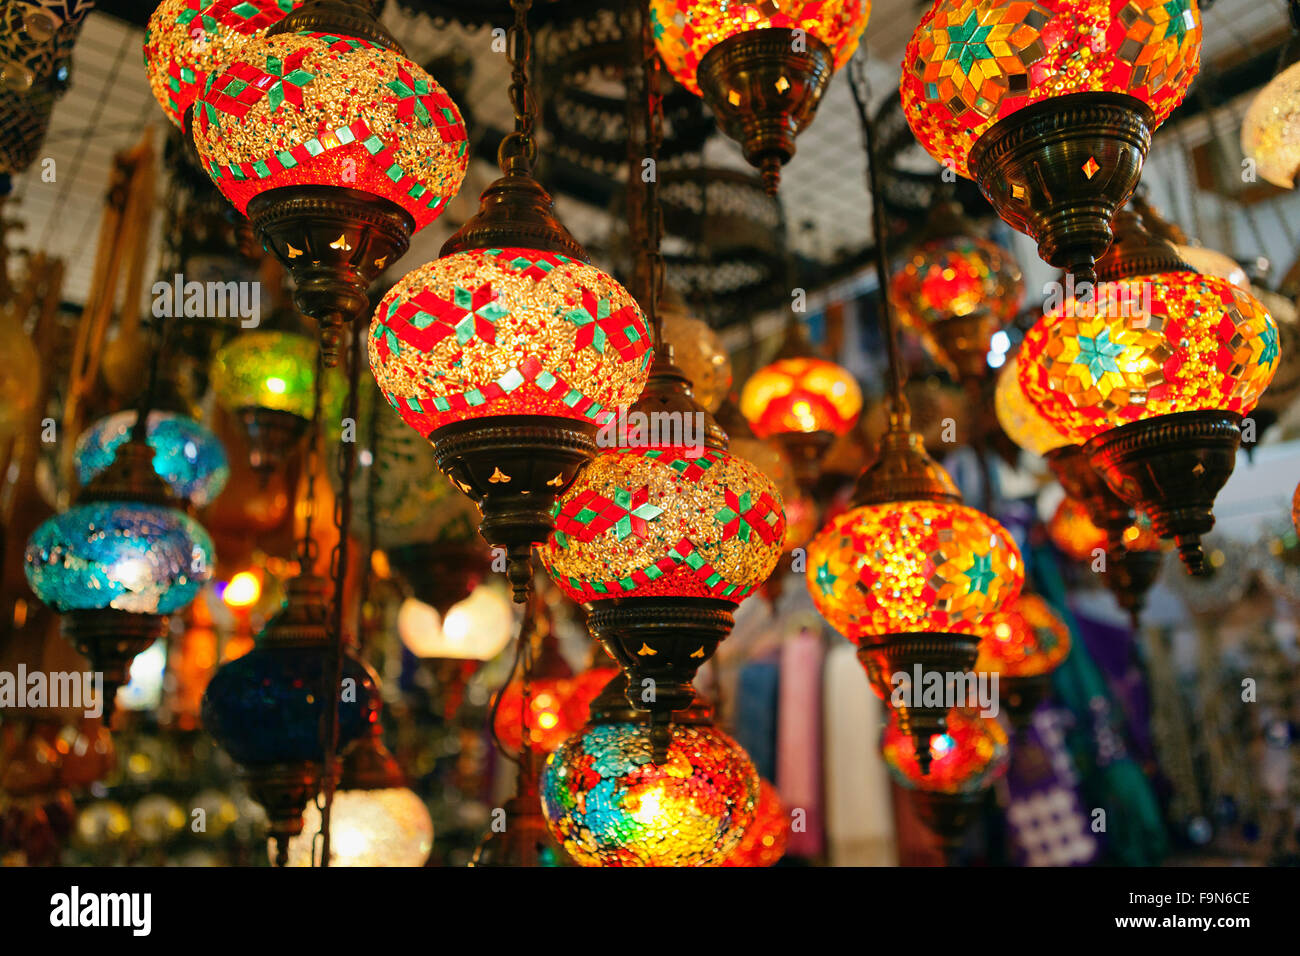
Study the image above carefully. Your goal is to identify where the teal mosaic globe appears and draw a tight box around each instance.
[76,411,230,507]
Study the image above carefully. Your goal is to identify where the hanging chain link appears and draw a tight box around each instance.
[641,0,666,354]
[502,0,537,168]
[295,349,325,573]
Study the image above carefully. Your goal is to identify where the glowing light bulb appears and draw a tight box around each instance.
[223,572,261,609]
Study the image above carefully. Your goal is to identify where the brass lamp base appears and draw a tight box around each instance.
[773,429,835,494]
[999,672,1052,730]
[856,631,981,775]
[470,751,571,867]
[1107,547,1162,623]
[233,406,310,484]
[584,596,735,762]
[697,28,833,195]
[61,609,167,724]
[429,415,597,601]
[1045,444,1134,548]
[908,788,987,864]
[968,92,1154,287]
[933,311,1003,383]
[386,543,492,616]
[241,762,324,868]
[247,185,415,365]
[1086,411,1241,576]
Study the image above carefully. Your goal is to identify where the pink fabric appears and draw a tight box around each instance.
[777,627,825,857]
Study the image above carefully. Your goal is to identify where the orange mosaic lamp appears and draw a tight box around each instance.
[882,706,1009,858]
[651,0,872,192]
[189,1,470,363]
[901,0,1202,283]
[144,0,305,129]
[739,344,863,492]
[806,420,1022,771]
[890,203,1024,381]
[976,592,1070,722]
[995,352,1071,458]
[1018,206,1279,573]
[1047,496,1107,562]
[720,778,788,867]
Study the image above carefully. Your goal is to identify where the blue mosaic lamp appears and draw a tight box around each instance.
[201,573,381,865]
[76,410,230,508]
[24,433,215,718]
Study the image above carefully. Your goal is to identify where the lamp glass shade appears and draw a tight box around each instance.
[280,787,432,867]
[143,0,303,128]
[890,236,1023,338]
[211,330,328,419]
[739,357,863,438]
[25,503,214,615]
[541,722,758,867]
[882,707,1009,793]
[720,777,787,867]
[995,352,1070,457]
[1018,271,1279,445]
[901,0,1201,179]
[494,669,617,754]
[975,592,1070,678]
[650,0,873,96]
[76,411,230,508]
[661,305,731,413]
[807,500,1022,639]
[396,586,514,661]
[540,447,786,603]
[1173,244,1251,292]
[370,247,652,434]
[1047,496,1107,562]
[1242,59,1300,190]
[191,32,469,230]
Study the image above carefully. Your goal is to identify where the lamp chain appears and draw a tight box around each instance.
[502,0,537,170]
[128,301,173,447]
[294,348,325,572]
[848,50,910,429]
[318,325,363,866]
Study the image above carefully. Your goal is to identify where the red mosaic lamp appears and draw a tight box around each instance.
[806,76,1022,773]
[144,0,305,130]
[976,592,1070,724]
[1018,205,1279,573]
[651,0,873,193]
[190,0,469,363]
[890,200,1024,382]
[369,0,652,603]
[901,0,1202,284]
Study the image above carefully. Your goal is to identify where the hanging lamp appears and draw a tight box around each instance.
[901,0,1202,285]
[975,592,1069,725]
[1018,205,1279,573]
[370,0,652,604]
[75,409,229,509]
[806,53,1022,773]
[1241,0,1300,190]
[190,0,469,363]
[651,0,873,193]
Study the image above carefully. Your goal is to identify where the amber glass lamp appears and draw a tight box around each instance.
[976,592,1070,723]
[1242,4,1300,191]
[901,0,1201,283]
[651,0,872,192]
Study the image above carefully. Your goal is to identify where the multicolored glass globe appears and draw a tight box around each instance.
[370,247,652,434]
[976,592,1070,678]
[739,357,862,439]
[1242,60,1300,190]
[211,329,323,421]
[24,503,214,616]
[191,31,469,230]
[890,234,1024,378]
[143,0,303,128]
[494,673,590,755]
[281,787,432,867]
[650,0,873,97]
[881,707,1009,794]
[1017,271,1279,445]
[807,499,1022,641]
[901,0,1202,182]
[540,446,786,603]
[661,304,731,413]
[995,352,1070,457]
[720,777,788,867]
[541,722,759,866]
[76,411,229,508]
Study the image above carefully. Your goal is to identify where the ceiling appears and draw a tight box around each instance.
[4,0,1296,316]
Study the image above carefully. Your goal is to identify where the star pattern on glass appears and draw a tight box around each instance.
[375,282,506,360]
[942,9,996,74]
[963,551,996,596]
[1073,328,1125,382]
[1258,322,1280,367]
[814,561,838,597]
[713,489,783,545]
[565,290,649,361]
[385,66,439,126]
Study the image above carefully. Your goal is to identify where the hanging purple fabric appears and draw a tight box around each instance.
[1067,602,1156,766]
[778,627,825,858]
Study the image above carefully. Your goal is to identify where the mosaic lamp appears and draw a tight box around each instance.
[882,705,1008,858]
[190,0,469,363]
[371,0,652,604]
[280,723,433,867]
[651,0,873,193]
[806,418,1022,772]
[976,591,1070,723]
[890,201,1024,381]
[1242,3,1300,191]
[201,573,381,864]
[25,434,214,720]
[994,351,1071,458]
[75,410,229,508]
[540,672,758,867]
[1018,206,1279,573]
[143,0,304,130]
[720,777,788,867]
[738,322,863,491]
[901,0,1202,284]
